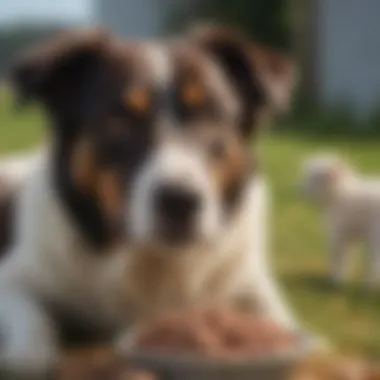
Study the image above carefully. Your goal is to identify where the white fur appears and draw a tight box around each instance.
[301,154,380,289]
[0,148,42,188]
[0,148,298,375]
[142,43,172,86]
[128,142,221,249]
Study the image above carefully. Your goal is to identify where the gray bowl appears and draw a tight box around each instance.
[119,336,314,380]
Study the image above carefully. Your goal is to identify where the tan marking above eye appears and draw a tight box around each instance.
[124,87,151,114]
[212,143,245,191]
[182,82,205,107]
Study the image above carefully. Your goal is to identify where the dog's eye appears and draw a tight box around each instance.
[181,83,205,109]
[208,140,228,160]
[175,82,216,122]
[123,87,151,115]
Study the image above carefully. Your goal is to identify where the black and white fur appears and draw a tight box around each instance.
[0,27,301,376]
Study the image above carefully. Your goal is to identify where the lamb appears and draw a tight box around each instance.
[301,154,380,289]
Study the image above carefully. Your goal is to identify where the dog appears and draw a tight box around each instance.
[0,26,299,376]
[301,154,380,289]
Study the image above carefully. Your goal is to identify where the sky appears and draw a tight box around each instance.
[0,0,93,26]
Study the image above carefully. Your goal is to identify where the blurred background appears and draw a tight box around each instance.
[0,0,380,360]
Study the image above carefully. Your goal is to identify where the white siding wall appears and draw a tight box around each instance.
[316,0,380,118]
[95,0,166,37]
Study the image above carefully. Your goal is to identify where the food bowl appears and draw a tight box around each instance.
[119,335,314,380]
[117,305,316,380]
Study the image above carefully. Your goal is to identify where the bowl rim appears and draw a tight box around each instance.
[117,335,315,371]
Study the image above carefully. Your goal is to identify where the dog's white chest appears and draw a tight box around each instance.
[100,247,246,326]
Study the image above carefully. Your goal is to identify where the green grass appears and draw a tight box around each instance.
[259,132,380,359]
[0,90,45,152]
[1,89,380,359]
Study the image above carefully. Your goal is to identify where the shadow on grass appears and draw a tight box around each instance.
[268,128,380,145]
[273,102,380,142]
[282,273,334,293]
[282,273,380,309]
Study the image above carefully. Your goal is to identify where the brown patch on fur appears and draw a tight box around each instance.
[70,137,97,192]
[212,137,249,206]
[96,170,123,223]
[214,142,245,188]
[123,86,151,115]
[70,135,125,231]
[182,81,206,108]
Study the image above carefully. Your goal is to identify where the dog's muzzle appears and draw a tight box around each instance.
[153,182,202,244]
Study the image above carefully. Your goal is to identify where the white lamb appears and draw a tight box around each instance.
[301,154,380,289]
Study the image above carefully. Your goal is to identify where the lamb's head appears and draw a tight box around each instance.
[300,154,354,204]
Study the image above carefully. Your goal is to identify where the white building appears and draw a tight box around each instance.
[302,0,380,119]
[95,0,172,37]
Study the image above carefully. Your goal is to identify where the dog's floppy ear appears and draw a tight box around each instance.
[189,25,297,135]
[11,28,111,129]
[250,43,297,114]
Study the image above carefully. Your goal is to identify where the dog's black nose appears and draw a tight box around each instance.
[154,184,201,223]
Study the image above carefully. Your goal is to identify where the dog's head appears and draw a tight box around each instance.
[11,27,296,253]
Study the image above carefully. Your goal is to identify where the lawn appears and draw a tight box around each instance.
[1,89,380,359]
[260,132,380,359]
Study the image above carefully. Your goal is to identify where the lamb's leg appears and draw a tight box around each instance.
[329,230,351,286]
[366,226,380,290]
